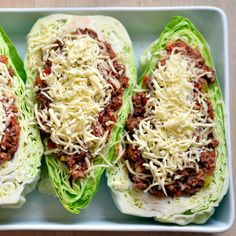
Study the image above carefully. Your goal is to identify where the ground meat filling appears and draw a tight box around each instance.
[124,40,218,198]
[0,56,20,164]
[35,28,128,179]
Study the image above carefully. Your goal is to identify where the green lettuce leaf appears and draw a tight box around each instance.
[25,14,136,213]
[0,27,27,82]
[0,27,43,208]
[107,16,228,225]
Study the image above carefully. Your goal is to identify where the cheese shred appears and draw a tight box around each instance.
[0,62,17,142]
[31,28,120,176]
[126,49,215,194]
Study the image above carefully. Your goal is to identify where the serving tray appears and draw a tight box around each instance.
[0,6,233,232]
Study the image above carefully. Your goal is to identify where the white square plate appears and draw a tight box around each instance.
[0,6,234,232]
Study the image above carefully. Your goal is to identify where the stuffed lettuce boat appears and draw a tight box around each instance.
[0,27,42,208]
[107,16,228,224]
[25,14,136,213]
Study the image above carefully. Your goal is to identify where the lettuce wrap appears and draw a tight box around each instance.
[25,14,136,213]
[0,27,43,208]
[106,16,228,225]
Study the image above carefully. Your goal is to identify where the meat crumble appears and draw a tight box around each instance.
[123,40,218,198]
[0,55,20,164]
[35,28,129,179]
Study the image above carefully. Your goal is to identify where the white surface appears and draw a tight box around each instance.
[0,6,233,232]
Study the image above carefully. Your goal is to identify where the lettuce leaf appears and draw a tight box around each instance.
[0,27,43,208]
[25,14,136,214]
[0,27,27,82]
[107,16,228,225]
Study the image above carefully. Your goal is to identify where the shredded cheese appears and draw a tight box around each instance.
[126,48,215,194]
[34,33,114,156]
[0,62,17,142]
[28,22,127,177]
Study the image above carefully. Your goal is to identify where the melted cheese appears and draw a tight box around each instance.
[126,48,215,194]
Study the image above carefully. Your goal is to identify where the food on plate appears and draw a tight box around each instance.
[25,14,136,213]
[0,27,42,207]
[107,16,228,224]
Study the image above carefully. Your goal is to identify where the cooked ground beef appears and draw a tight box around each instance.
[109,95,123,111]
[149,168,206,197]
[91,121,104,137]
[133,176,149,191]
[35,28,129,179]
[126,117,143,133]
[0,55,20,164]
[132,92,148,116]
[124,40,218,198]
[124,91,149,133]
[199,150,216,174]
[35,77,50,108]
[8,67,15,77]
[208,138,219,148]
[206,100,214,120]
[0,114,20,164]
[142,75,152,88]
[166,40,216,83]
[0,101,20,163]
[126,145,142,162]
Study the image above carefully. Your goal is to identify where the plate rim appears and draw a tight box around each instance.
[0,6,233,232]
